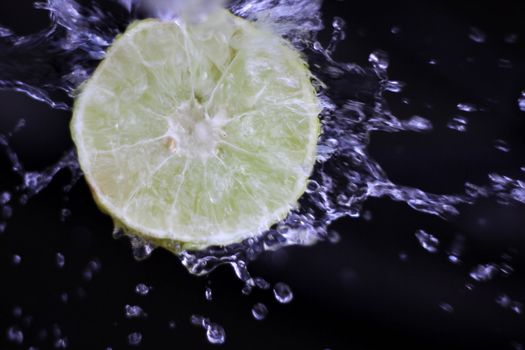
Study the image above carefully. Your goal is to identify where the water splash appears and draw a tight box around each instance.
[0,0,524,325]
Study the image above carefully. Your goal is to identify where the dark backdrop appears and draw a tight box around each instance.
[1,1,525,349]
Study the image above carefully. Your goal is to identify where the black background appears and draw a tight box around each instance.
[1,0,525,349]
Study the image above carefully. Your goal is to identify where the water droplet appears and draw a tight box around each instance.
[130,236,155,260]
[191,315,226,345]
[457,102,479,112]
[60,208,71,222]
[253,277,270,290]
[12,306,22,318]
[390,25,401,34]
[60,292,69,304]
[251,303,268,320]
[273,282,293,304]
[206,323,226,345]
[399,252,409,262]
[428,58,439,65]
[496,294,523,314]
[12,254,22,265]
[54,338,68,348]
[403,116,433,131]
[494,139,511,153]
[306,180,320,193]
[55,252,65,268]
[468,27,486,43]
[448,255,460,264]
[205,287,213,301]
[385,80,405,93]
[415,229,439,253]
[518,91,525,112]
[447,116,468,132]
[497,58,513,69]
[505,33,518,44]
[7,326,24,344]
[332,17,345,30]
[0,191,11,204]
[368,50,389,70]
[135,283,150,296]
[439,302,454,313]
[127,332,142,346]
[125,305,147,319]
[470,263,498,282]
[168,320,177,330]
[2,205,13,219]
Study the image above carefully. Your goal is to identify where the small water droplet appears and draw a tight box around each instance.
[390,25,401,34]
[168,320,177,330]
[439,302,454,313]
[415,229,439,253]
[448,255,460,264]
[368,50,389,70]
[125,305,147,319]
[306,180,320,193]
[12,254,22,265]
[54,338,68,349]
[497,58,513,69]
[457,102,479,112]
[0,191,11,204]
[135,283,150,296]
[205,287,213,301]
[127,332,142,346]
[12,306,22,318]
[428,58,439,65]
[470,263,498,282]
[494,139,511,153]
[399,252,409,262]
[55,252,65,268]
[518,91,525,112]
[332,17,345,30]
[385,80,405,93]
[273,282,293,304]
[468,27,486,43]
[251,303,268,320]
[206,324,226,345]
[60,208,71,222]
[403,116,433,131]
[505,33,518,44]
[253,277,270,290]
[60,292,68,304]
[2,205,13,219]
[447,116,468,132]
[7,326,24,344]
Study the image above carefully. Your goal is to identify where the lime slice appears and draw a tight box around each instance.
[71,9,320,251]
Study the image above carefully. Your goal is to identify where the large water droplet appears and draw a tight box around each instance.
[273,282,294,304]
[6,326,24,344]
[251,303,268,321]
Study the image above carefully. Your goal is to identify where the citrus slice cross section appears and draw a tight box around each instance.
[71,9,321,251]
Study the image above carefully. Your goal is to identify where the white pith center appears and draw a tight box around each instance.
[164,99,228,159]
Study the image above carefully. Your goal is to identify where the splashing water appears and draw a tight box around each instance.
[1,0,525,345]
